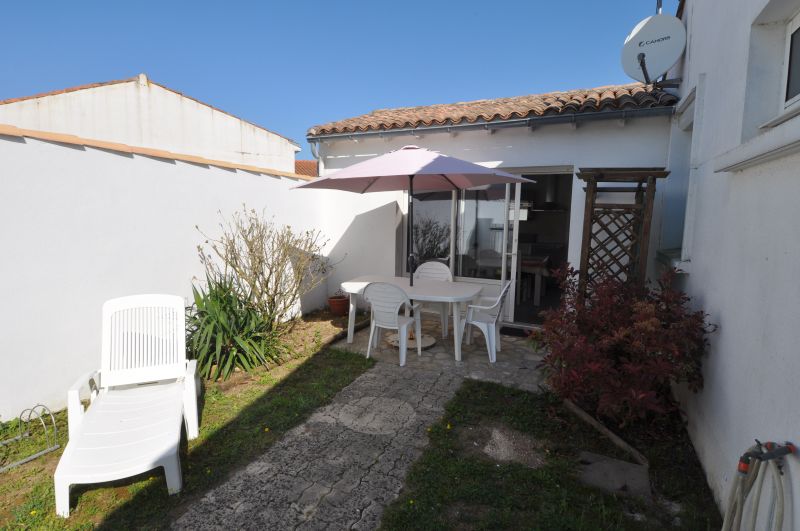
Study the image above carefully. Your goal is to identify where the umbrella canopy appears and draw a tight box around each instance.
[295,145,533,284]
[294,145,529,193]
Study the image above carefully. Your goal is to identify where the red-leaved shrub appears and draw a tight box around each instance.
[536,267,714,427]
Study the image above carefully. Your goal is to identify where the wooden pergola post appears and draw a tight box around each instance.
[577,168,669,296]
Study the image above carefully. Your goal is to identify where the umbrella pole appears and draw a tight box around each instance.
[408,175,415,287]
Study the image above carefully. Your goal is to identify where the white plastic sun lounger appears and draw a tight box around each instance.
[54,294,199,518]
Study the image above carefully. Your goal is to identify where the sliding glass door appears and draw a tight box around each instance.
[409,183,519,322]
[455,184,507,280]
[411,191,453,265]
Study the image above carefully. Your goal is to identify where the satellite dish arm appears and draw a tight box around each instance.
[637,53,652,85]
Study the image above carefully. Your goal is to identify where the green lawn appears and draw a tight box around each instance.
[2,316,721,530]
[1,332,372,529]
[380,380,721,531]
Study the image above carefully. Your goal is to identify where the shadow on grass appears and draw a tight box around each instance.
[79,347,374,530]
[380,380,721,531]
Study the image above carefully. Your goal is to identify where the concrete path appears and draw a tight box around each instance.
[173,364,463,530]
[174,322,543,530]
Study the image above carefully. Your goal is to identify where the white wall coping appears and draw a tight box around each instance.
[0,123,310,181]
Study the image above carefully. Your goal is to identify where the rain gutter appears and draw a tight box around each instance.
[306,106,675,144]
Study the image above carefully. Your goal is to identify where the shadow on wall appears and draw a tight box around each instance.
[300,201,400,313]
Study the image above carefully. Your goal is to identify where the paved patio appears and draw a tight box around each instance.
[173,321,543,530]
[338,319,545,393]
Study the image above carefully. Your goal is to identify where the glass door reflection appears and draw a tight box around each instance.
[455,184,507,280]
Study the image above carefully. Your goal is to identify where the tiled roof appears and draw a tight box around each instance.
[308,83,677,136]
[0,123,311,181]
[0,74,300,146]
[0,77,137,105]
[294,159,319,177]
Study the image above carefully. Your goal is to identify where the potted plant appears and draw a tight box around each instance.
[327,288,349,317]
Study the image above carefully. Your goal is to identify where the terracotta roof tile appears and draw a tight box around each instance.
[0,77,137,105]
[308,83,677,136]
[294,159,318,177]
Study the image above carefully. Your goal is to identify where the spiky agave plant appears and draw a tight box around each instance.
[186,275,288,380]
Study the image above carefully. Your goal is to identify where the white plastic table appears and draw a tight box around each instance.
[341,275,483,361]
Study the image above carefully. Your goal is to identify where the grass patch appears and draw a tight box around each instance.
[0,311,371,529]
[380,380,721,531]
[617,413,722,529]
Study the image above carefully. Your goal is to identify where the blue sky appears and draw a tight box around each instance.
[2,0,679,159]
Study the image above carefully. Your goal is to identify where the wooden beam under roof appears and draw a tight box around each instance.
[577,167,670,181]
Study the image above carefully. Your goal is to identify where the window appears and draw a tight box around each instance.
[455,185,507,280]
[784,11,800,108]
[406,185,512,280]
[411,191,452,266]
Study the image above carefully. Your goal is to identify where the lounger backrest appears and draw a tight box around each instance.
[101,294,187,388]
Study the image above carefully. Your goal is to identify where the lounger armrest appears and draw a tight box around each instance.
[183,360,200,440]
[67,370,100,440]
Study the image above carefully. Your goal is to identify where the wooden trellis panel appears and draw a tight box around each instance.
[577,168,669,294]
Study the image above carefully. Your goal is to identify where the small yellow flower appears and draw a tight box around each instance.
[30,510,37,516]
[264,427,270,432]
[409,499,414,505]
[446,423,452,430]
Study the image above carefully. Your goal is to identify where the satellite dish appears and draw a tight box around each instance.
[621,14,686,84]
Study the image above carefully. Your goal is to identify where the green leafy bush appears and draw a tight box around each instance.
[187,275,288,380]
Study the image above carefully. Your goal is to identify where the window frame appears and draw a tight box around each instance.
[782,10,800,111]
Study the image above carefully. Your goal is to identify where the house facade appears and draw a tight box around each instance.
[0,73,299,172]
[308,84,681,324]
[666,0,800,523]
[307,0,800,521]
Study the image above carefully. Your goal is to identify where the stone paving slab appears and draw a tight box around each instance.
[336,320,545,393]
[173,363,464,530]
[173,321,543,530]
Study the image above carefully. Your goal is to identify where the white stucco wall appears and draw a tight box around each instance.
[0,135,398,420]
[317,115,674,273]
[668,0,800,526]
[0,74,299,172]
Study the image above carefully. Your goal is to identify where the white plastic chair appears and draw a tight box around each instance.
[413,261,453,338]
[54,294,199,518]
[363,282,422,366]
[460,281,512,363]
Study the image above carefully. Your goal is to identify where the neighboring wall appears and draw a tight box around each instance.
[0,135,398,420]
[670,0,800,526]
[317,115,674,272]
[0,74,299,172]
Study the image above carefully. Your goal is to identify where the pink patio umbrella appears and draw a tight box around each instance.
[295,145,532,285]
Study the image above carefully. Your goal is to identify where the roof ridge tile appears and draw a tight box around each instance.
[308,82,677,136]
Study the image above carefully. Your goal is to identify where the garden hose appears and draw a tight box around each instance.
[721,441,796,531]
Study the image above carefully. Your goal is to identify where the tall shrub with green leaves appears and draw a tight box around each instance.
[187,275,288,380]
